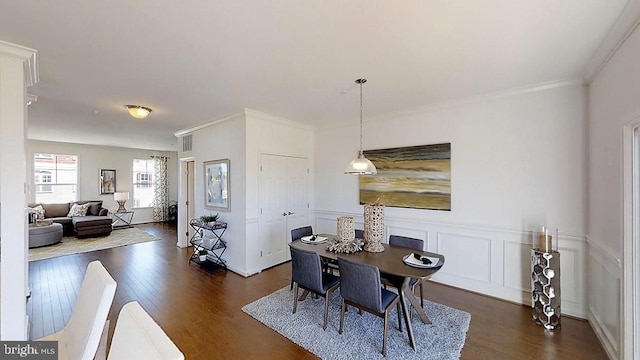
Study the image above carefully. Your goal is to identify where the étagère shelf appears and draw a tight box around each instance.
[189,219,227,270]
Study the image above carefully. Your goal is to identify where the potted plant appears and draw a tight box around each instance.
[198,249,208,262]
[199,213,219,225]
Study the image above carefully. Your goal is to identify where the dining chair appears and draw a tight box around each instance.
[107,301,184,360]
[37,261,117,360]
[383,235,426,308]
[337,257,402,357]
[355,229,364,239]
[290,246,341,330]
[290,226,314,289]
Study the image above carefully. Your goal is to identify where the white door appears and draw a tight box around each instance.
[260,154,309,268]
[285,157,309,260]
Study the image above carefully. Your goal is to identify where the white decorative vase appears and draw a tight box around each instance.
[336,216,355,244]
[363,203,385,253]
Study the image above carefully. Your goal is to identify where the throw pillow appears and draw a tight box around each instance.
[67,203,89,217]
[29,205,45,220]
[87,201,102,216]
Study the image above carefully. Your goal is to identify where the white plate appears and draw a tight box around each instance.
[301,235,327,244]
[402,253,439,268]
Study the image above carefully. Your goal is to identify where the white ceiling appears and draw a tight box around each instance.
[0,1,634,151]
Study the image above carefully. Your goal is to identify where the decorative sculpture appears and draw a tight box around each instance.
[327,216,363,253]
[363,199,385,252]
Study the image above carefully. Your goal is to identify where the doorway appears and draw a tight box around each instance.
[623,119,640,359]
[178,158,196,248]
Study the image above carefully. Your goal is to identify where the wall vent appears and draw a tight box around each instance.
[182,135,193,152]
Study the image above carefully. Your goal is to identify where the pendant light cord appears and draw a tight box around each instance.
[359,80,363,155]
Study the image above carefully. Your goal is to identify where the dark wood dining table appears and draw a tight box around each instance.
[289,236,445,350]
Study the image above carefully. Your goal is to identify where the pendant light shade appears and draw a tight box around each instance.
[345,78,377,175]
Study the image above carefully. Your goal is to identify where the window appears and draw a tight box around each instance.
[33,153,78,203]
[133,159,155,208]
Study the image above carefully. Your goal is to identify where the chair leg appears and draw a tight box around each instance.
[323,290,331,330]
[419,281,424,308]
[292,283,299,314]
[290,279,293,290]
[382,309,389,357]
[396,302,402,332]
[339,300,346,334]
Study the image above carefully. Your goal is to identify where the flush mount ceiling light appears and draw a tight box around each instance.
[124,105,152,119]
[345,78,377,175]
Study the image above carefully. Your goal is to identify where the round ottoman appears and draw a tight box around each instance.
[29,222,63,248]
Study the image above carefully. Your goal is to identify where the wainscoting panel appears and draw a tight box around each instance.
[314,210,587,318]
[437,232,492,283]
[587,240,621,360]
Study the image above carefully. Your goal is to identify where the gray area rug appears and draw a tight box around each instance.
[242,286,471,359]
[29,227,159,261]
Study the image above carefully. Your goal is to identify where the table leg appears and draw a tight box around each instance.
[404,283,431,324]
[399,277,416,351]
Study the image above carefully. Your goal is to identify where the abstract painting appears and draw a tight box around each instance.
[204,159,230,211]
[360,143,451,211]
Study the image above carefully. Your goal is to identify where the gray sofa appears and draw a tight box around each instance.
[28,200,113,238]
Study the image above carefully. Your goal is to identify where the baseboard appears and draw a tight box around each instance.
[588,307,618,360]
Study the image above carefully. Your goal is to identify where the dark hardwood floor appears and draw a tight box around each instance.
[28,223,607,359]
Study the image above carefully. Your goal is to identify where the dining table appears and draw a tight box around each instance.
[289,235,445,351]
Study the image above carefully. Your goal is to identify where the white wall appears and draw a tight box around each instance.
[588,23,640,359]
[27,140,178,224]
[177,114,248,274]
[245,109,315,275]
[314,84,589,317]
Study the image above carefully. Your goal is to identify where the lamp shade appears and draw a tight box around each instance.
[114,192,130,201]
[344,152,377,175]
[125,105,152,119]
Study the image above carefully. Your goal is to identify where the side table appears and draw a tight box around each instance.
[112,211,134,229]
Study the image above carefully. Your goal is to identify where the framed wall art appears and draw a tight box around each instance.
[100,169,116,194]
[204,159,230,211]
[360,143,451,211]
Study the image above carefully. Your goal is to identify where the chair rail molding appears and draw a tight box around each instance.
[313,209,588,318]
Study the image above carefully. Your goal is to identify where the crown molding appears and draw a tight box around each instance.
[174,108,314,137]
[583,0,640,84]
[0,40,39,86]
[363,78,585,125]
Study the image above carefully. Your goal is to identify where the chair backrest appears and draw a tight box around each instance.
[337,257,384,313]
[291,226,313,241]
[107,301,184,360]
[389,235,424,251]
[290,246,324,293]
[64,261,117,360]
[355,229,364,239]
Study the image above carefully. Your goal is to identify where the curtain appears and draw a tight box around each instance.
[152,156,170,222]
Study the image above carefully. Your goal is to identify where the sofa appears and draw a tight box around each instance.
[28,200,113,238]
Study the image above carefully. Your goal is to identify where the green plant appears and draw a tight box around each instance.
[198,249,208,256]
[200,213,219,223]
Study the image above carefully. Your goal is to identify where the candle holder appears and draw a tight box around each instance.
[363,201,385,253]
[531,226,560,330]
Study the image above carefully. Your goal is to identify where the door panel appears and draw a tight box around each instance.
[260,155,288,267]
[259,154,309,268]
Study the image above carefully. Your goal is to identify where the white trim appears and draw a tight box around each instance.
[319,78,586,130]
[174,108,314,137]
[622,117,640,360]
[584,0,640,84]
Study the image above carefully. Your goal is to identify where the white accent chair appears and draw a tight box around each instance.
[37,261,117,360]
[107,301,184,360]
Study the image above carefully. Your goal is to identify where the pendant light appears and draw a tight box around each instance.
[344,78,377,175]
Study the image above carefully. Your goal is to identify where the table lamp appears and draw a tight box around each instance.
[114,192,129,212]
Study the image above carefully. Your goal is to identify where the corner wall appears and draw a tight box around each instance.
[588,22,640,359]
[314,84,589,317]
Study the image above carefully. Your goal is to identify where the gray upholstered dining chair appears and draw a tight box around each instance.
[290,246,341,330]
[383,235,426,308]
[355,229,364,239]
[290,226,314,289]
[337,257,402,357]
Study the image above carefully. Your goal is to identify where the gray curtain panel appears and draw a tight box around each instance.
[152,156,169,222]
